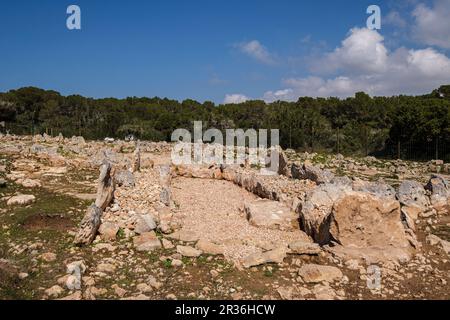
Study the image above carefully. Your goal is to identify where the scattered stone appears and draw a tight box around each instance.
[19,178,41,188]
[114,170,135,187]
[244,199,299,231]
[166,230,199,242]
[196,239,224,255]
[177,245,202,257]
[40,252,57,262]
[45,285,64,298]
[59,291,82,300]
[425,175,449,213]
[134,214,157,234]
[133,232,162,252]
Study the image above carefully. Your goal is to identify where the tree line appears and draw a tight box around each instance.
[1,86,449,161]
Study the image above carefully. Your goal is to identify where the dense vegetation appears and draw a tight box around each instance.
[1,86,449,161]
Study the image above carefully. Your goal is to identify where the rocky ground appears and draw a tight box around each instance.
[0,133,449,300]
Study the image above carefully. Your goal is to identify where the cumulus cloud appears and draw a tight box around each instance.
[236,40,276,65]
[263,27,450,102]
[224,94,250,104]
[412,0,450,49]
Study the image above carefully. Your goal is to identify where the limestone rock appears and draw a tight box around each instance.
[425,175,449,214]
[291,163,334,184]
[330,192,410,249]
[244,199,299,231]
[177,245,202,257]
[397,180,429,210]
[298,264,343,283]
[7,194,35,206]
[18,178,41,188]
[298,183,350,244]
[352,179,395,199]
[95,161,115,211]
[242,247,287,268]
[166,230,199,242]
[74,204,103,246]
[114,170,135,188]
[134,214,157,234]
[196,239,224,255]
[133,232,162,252]
[98,222,119,241]
[288,241,321,255]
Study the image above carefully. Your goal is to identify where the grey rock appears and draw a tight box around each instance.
[95,161,115,210]
[244,199,299,231]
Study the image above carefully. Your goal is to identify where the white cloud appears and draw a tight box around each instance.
[412,0,450,49]
[263,27,450,102]
[384,10,407,28]
[224,94,250,104]
[236,40,276,65]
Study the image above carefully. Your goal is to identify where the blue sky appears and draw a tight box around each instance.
[1,0,449,103]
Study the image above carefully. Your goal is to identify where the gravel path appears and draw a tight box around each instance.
[172,177,309,264]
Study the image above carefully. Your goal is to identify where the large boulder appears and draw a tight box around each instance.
[244,199,298,231]
[242,247,287,268]
[425,175,449,214]
[352,179,396,199]
[74,204,102,246]
[291,163,334,185]
[7,194,35,206]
